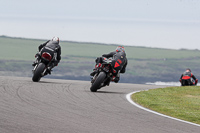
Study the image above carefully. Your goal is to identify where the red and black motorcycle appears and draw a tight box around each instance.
[32,47,57,82]
[179,76,198,86]
[90,57,123,92]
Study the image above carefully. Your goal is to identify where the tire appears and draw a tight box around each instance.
[90,72,106,92]
[32,63,46,82]
[181,80,185,86]
[181,79,193,86]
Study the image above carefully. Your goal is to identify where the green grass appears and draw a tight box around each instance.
[132,86,200,124]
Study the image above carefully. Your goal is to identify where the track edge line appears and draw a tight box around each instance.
[126,91,200,127]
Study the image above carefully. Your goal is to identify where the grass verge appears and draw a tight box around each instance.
[131,86,200,124]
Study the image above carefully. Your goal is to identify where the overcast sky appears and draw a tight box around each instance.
[1,0,200,49]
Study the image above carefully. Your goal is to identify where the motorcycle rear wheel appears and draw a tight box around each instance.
[32,63,45,82]
[90,72,106,92]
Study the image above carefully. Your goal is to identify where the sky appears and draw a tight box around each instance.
[1,0,200,50]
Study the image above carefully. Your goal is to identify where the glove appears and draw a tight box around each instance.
[179,79,181,83]
[195,79,198,85]
[35,53,40,58]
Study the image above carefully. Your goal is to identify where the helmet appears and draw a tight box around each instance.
[116,46,125,52]
[186,68,191,72]
[52,37,59,43]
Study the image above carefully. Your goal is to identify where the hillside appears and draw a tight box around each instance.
[1,36,200,84]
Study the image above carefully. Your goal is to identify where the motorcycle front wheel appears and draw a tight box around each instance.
[32,63,46,82]
[90,72,106,92]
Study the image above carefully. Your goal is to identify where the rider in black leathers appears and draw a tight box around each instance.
[179,68,198,86]
[90,46,127,83]
[32,37,61,74]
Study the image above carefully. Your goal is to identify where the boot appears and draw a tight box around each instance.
[112,75,120,83]
[90,63,101,76]
[114,77,119,83]
[32,62,37,66]
[90,68,98,76]
[32,53,41,66]
[46,67,52,75]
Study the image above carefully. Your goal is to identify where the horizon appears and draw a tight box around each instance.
[1,35,200,51]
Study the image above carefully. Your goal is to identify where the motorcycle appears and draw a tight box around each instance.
[32,47,57,82]
[90,57,123,92]
[180,77,198,86]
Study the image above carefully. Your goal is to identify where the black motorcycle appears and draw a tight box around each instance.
[90,57,122,92]
[180,78,197,86]
[32,47,57,82]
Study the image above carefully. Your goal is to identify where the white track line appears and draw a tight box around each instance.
[126,91,200,127]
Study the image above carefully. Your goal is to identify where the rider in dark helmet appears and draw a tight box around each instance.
[179,68,198,86]
[32,37,61,74]
[90,46,128,83]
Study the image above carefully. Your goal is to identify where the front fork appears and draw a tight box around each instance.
[32,64,38,74]
[42,68,48,76]
[91,73,98,83]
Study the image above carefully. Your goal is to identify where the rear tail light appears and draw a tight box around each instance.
[42,52,52,61]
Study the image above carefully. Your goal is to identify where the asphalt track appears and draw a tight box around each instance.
[0,76,199,133]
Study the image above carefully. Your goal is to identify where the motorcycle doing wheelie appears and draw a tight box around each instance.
[32,47,57,82]
[90,57,123,92]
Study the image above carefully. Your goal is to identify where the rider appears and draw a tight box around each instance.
[32,37,61,74]
[179,68,198,86]
[90,46,127,83]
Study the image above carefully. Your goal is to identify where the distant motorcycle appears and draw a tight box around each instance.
[180,77,198,86]
[32,47,57,82]
[90,57,122,92]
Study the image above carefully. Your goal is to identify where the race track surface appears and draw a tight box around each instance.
[0,76,199,133]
